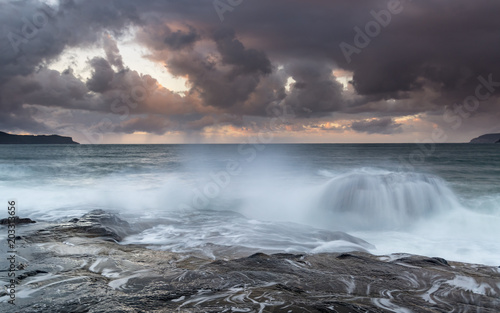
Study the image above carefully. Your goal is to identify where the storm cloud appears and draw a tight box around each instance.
[1,0,499,142]
[351,117,403,135]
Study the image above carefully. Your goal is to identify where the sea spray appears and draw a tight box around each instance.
[316,169,462,230]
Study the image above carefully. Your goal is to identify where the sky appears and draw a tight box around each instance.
[0,0,499,144]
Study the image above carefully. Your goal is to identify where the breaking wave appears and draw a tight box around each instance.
[317,170,462,230]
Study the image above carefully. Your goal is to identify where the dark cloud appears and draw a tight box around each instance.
[0,107,50,134]
[165,30,273,113]
[1,0,500,140]
[164,26,200,51]
[136,22,201,52]
[103,34,124,70]
[351,117,403,134]
[116,115,171,135]
[283,60,345,116]
[213,28,272,76]
[115,113,243,135]
[0,0,141,133]
[86,57,114,92]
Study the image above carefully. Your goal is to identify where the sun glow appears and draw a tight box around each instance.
[333,69,353,91]
[47,34,189,94]
[285,77,296,92]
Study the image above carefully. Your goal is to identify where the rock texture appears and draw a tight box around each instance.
[470,133,500,143]
[1,210,499,312]
[0,131,79,144]
[0,217,36,225]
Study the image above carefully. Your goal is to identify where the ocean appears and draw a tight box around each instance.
[1,144,499,265]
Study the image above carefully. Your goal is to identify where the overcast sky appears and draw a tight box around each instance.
[1,0,499,143]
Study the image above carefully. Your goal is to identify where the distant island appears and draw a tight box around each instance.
[469,133,500,143]
[0,131,79,144]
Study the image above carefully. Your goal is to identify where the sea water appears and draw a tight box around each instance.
[0,144,498,265]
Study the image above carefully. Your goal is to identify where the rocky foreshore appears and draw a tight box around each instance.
[1,210,499,312]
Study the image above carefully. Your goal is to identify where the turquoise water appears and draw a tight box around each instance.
[0,144,499,265]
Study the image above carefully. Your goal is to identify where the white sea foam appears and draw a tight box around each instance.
[445,276,497,296]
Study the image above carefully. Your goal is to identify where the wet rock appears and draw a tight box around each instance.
[0,216,36,225]
[431,257,449,266]
[3,210,500,313]
[336,252,371,262]
[25,209,132,242]
[394,256,450,267]
[16,270,48,281]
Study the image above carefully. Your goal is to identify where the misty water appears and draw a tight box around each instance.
[1,144,499,265]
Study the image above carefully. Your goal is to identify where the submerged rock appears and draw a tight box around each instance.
[1,210,500,312]
[26,209,132,242]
